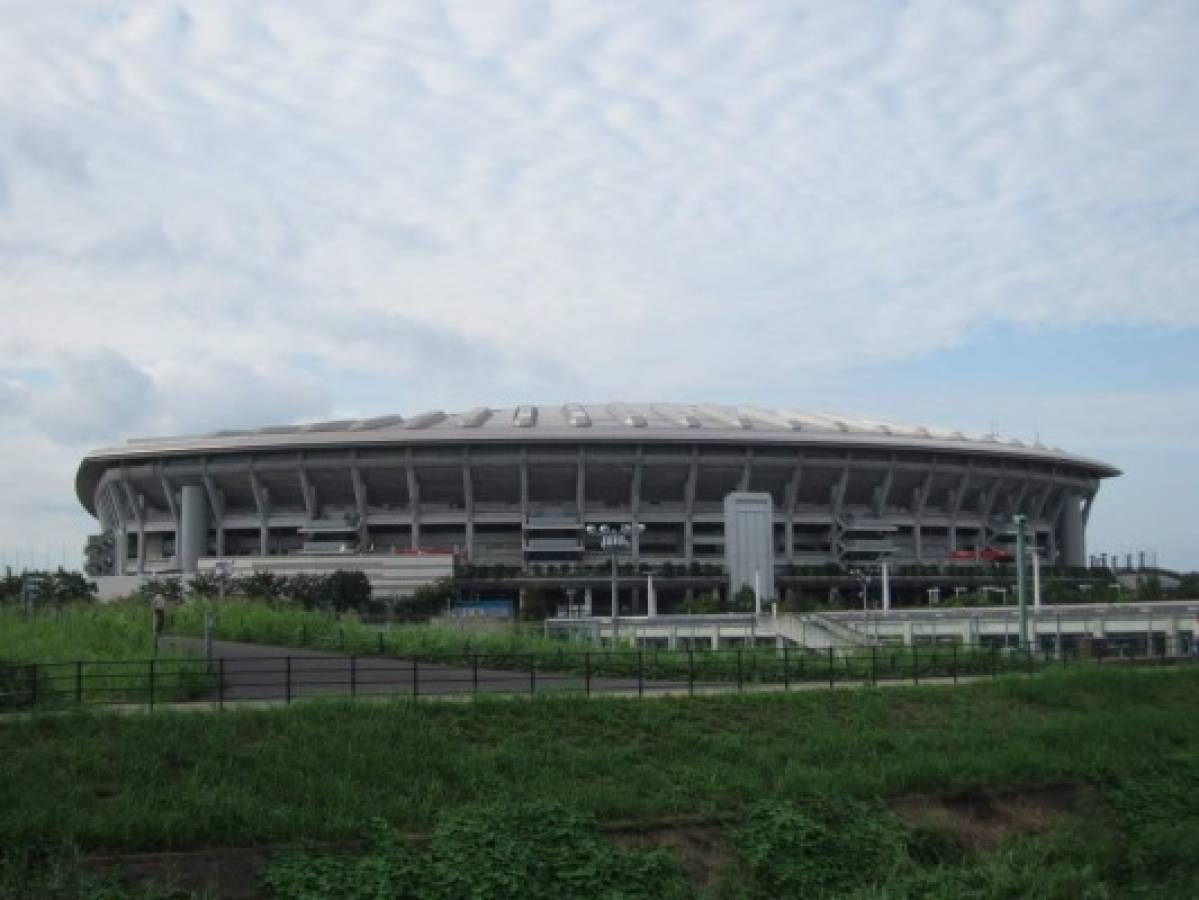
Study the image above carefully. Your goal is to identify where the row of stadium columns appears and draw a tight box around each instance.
[96,450,1096,575]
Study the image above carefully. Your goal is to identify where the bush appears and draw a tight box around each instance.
[262,803,689,900]
[735,797,909,898]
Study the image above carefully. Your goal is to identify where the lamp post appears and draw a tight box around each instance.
[1027,545,1042,610]
[585,523,644,643]
[1013,514,1029,651]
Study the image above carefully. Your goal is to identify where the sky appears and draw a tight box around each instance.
[0,0,1197,571]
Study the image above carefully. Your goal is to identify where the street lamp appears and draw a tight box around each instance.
[585,523,645,642]
[849,567,873,636]
[1012,514,1029,651]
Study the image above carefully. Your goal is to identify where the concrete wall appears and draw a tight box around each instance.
[195,553,453,597]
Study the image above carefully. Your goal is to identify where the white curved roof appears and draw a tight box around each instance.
[131,402,1041,444]
[78,401,1113,473]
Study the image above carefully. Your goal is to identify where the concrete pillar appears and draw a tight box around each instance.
[179,485,208,574]
[631,586,641,615]
[1060,494,1085,567]
[711,625,720,650]
[647,575,657,618]
[881,561,891,611]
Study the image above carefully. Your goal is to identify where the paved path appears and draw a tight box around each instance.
[161,637,687,701]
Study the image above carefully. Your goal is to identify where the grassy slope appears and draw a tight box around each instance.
[0,667,1196,853]
[0,603,160,663]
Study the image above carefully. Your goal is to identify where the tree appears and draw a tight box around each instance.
[326,570,373,614]
[680,591,722,614]
[1137,572,1163,602]
[188,572,221,599]
[520,585,552,621]
[137,576,183,603]
[236,572,287,602]
[731,584,756,612]
[398,577,458,619]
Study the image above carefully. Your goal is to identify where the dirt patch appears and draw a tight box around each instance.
[607,821,735,889]
[87,847,276,899]
[891,782,1091,853]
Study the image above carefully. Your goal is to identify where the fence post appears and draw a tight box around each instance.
[828,646,834,689]
[585,651,591,697]
[472,654,479,693]
[149,659,155,711]
[413,658,419,699]
[530,654,536,695]
[870,645,877,687]
[913,644,919,686]
[1026,644,1033,677]
[378,632,384,654]
[736,647,743,692]
[783,646,790,691]
[952,643,958,685]
[350,655,357,700]
[638,649,644,698]
[76,661,82,705]
[688,647,694,696]
[218,657,225,710]
[991,643,997,680]
[285,656,292,705]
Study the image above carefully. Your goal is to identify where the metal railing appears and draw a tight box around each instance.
[2,639,1196,712]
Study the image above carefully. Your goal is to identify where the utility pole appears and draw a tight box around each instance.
[1013,514,1028,651]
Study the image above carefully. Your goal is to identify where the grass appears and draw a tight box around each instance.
[0,604,209,708]
[2,666,1197,896]
[0,666,1195,850]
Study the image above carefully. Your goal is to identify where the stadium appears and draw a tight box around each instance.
[77,402,1119,606]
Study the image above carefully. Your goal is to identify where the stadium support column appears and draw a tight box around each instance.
[1060,493,1086,567]
[202,474,225,557]
[351,465,370,550]
[683,450,698,566]
[159,471,180,564]
[913,464,934,562]
[179,485,208,574]
[784,454,803,565]
[105,483,127,575]
[122,480,145,575]
[250,470,269,556]
[407,458,421,551]
[462,460,475,562]
[576,448,586,522]
[948,465,970,552]
[630,450,643,561]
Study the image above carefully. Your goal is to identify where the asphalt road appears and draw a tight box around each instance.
[161,637,685,701]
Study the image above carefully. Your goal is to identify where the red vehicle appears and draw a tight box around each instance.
[946,546,1013,562]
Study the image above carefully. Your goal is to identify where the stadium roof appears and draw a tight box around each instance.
[80,402,1120,477]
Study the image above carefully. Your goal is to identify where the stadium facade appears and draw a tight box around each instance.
[76,403,1118,592]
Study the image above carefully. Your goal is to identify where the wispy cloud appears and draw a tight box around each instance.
[0,1,1196,563]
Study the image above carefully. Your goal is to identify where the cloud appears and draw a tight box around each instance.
[0,2,1197,564]
[30,352,155,444]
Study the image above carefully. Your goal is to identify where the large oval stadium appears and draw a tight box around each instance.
[77,403,1118,598]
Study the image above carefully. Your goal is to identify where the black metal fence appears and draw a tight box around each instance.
[2,640,1196,712]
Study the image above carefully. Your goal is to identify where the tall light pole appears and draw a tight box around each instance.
[1028,545,1042,610]
[1013,514,1029,651]
[585,523,644,643]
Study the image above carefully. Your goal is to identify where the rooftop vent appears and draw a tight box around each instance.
[301,420,355,433]
[514,406,538,428]
[405,411,446,429]
[562,404,591,427]
[349,415,404,431]
[457,408,492,428]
